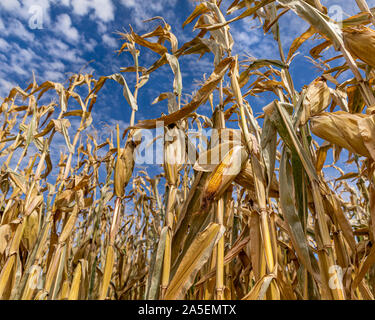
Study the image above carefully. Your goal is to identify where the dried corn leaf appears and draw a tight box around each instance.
[164,223,225,300]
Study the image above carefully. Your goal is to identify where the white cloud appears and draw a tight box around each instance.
[55,14,79,42]
[84,38,98,52]
[92,0,114,22]
[45,39,85,64]
[71,0,114,22]
[102,34,117,48]
[12,47,35,63]
[0,79,16,97]
[121,0,137,8]
[41,60,65,72]
[0,38,10,52]
[120,0,178,29]
[11,64,29,76]
[0,0,22,11]
[8,19,35,42]
[97,21,108,34]
[71,0,90,16]
[43,70,65,82]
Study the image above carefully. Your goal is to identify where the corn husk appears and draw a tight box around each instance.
[201,145,248,211]
[235,161,279,198]
[300,78,331,125]
[310,111,375,159]
[164,127,185,186]
[194,129,243,172]
[22,210,39,251]
[114,140,136,198]
[343,26,375,68]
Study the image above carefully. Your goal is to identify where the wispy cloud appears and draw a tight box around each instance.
[102,34,118,48]
[6,19,35,42]
[120,0,178,29]
[69,0,115,22]
[0,78,16,97]
[55,14,80,42]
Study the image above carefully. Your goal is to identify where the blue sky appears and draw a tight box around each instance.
[0,0,373,185]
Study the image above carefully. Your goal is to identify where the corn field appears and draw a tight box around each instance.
[2,0,375,300]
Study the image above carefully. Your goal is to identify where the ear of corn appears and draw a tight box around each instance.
[201,145,248,213]
[310,111,374,159]
[300,78,331,125]
[114,140,136,198]
[343,26,375,67]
